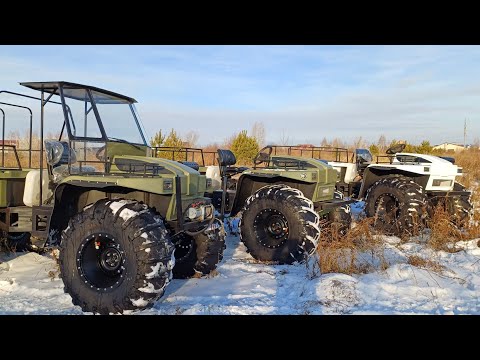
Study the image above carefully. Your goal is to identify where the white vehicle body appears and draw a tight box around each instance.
[367,153,463,192]
[328,152,464,197]
[327,161,358,184]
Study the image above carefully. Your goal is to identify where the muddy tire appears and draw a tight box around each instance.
[365,176,427,236]
[172,218,226,279]
[59,199,175,315]
[240,184,320,264]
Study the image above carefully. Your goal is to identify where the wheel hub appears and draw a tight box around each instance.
[100,245,122,272]
[253,209,289,249]
[172,233,194,263]
[77,233,125,291]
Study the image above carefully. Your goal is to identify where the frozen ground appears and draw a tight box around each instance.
[1,215,480,315]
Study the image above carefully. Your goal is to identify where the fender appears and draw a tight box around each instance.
[358,167,429,199]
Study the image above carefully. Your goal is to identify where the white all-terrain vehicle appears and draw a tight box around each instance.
[326,143,472,236]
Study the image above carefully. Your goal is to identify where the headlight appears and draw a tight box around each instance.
[163,179,173,190]
[184,200,214,222]
[432,179,452,187]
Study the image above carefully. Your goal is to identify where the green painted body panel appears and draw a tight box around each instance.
[243,155,338,202]
[58,155,207,221]
[0,169,30,207]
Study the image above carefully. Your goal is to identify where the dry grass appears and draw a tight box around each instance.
[407,255,446,274]
[316,217,389,275]
[316,148,480,275]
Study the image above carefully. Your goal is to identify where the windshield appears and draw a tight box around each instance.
[61,87,147,145]
[94,102,146,145]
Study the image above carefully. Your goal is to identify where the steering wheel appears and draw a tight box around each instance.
[95,145,106,161]
[253,145,273,165]
[386,143,406,155]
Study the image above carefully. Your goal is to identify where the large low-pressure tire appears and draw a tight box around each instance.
[1,232,31,252]
[172,218,226,279]
[59,199,175,315]
[450,196,473,226]
[240,184,320,264]
[364,176,427,236]
[324,206,352,237]
[321,190,352,238]
[451,182,473,226]
[429,182,474,227]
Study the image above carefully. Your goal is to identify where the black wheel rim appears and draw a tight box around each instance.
[173,233,195,263]
[77,233,126,292]
[375,194,400,226]
[253,208,289,248]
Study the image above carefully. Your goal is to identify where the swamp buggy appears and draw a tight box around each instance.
[0,81,225,314]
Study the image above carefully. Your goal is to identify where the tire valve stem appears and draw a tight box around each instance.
[95,241,101,250]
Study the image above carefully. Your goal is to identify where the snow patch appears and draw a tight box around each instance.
[139,282,163,294]
[146,262,162,279]
[83,203,94,211]
[131,297,149,307]
[109,200,145,221]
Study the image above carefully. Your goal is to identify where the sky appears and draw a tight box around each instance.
[0,45,479,147]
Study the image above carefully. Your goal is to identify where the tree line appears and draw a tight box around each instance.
[149,125,457,166]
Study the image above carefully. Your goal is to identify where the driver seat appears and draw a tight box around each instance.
[44,140,96,182]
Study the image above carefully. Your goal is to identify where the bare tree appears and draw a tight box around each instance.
[473,137,480,148]
[320,137,328,147]
[222,133,236,149]
[378,134,387,152]
[353,136,365,149]
[332,137,345,148]
[251,121,266,147]
[183,130,199,148]
[278,129,290,146]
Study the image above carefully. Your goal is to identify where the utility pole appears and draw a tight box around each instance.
[464,118,467,148]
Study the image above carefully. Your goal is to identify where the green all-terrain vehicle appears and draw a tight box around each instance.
[212,145,354,264]
[0,81,225,314]
[151,146,248,208]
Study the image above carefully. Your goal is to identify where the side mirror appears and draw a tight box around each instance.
[44,140,77,166]
[217,149,236,167]
[355,149,373,164]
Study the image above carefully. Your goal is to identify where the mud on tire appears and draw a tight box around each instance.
[240,184,320,264]
[364,176,427,236]
[59,199,175,315]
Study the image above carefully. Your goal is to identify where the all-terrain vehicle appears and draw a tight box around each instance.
[326,144,472,235]
[212,145,353,264]
[152,146,248,211]
[0,81,225,314]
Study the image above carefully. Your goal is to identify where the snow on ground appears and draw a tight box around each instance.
[1,217,480,315]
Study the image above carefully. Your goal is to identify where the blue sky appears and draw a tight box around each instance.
[0,45,479,146]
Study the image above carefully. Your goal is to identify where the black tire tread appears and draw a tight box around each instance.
[59,198,174,314]
[364,176,427,236]
[240,184,320,264]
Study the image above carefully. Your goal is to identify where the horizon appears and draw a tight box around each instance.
[0,45,479,146]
